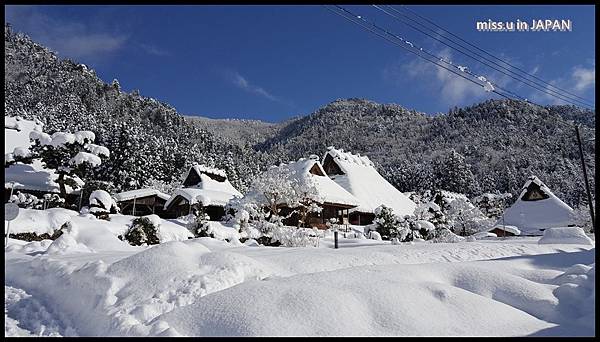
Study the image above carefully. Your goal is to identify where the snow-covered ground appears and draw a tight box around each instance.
[4,213,595,336]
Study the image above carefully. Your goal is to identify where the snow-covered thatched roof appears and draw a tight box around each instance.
[113,188,171,202]
[323,147,416,216]
[182,164,228,184]
[166,172,242,208]
[5,116,84,194]
[278,156,360,207]
[497,176,574,235]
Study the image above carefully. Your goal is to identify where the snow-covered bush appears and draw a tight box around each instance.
[80,180,116,208]
[42,193,65,209]
[271,226,319,247]
[414,201,447,229]
[243,164,324,228]
[186,207,211,238]
[431,228,465,243]
[9,191,41,209]
[88,190,118,220]
[368,231,382,240]
[373,205,419,242]
[122,216,160,246]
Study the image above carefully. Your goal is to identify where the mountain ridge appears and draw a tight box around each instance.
[4,23,595,208]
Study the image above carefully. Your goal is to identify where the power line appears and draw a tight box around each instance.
[392,5,595,107]
[373,5,594,109]
[324,6,519,102]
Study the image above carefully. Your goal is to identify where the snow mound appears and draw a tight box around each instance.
[552,263,595,330]
[46,223,95,254]
[160,262,555,336]
[538,227,593,245]
[5,208,74,235]
[89,190,113,210]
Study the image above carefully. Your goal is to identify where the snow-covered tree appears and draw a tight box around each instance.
[245,166,324,228]
[187,206,211,238]
[373,205,401,240]
[446,198,493,236]
[472,192,513,219]
[13,130,110,199]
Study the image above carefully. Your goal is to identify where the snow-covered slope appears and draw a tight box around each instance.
[4,228,595,336]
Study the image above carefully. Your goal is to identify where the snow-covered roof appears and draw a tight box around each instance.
[5,116,83,194]
[278,156,359,207]
[166,188,238,208]
[323,147,416,215]
[166,173,242,208]
[113,188,171,202]
[497,176,574,233]
[183,164,227,182]
[489,225,521,236]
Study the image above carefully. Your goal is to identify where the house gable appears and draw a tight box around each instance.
[322,153,344,176]
[521,181,550,201]
[183,166,227,187]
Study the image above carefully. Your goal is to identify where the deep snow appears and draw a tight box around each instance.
[4,214,595,336]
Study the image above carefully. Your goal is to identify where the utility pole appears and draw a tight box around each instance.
[575,125,595,233]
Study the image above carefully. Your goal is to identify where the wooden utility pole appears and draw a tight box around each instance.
[575,125,595,233]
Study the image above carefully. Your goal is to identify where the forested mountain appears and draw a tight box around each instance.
[256,98,595,207]
[4,24,595,208]
[184,115,283,147]
[4,24,278,193]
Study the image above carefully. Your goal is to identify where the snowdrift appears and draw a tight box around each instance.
[538,227,593,245]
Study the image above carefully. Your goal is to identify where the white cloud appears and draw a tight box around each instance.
[384,48,499,105]
[5,5,127,60]
[528,64,595,106]
[572,66,595,91]
[139,43,170,57]
[228,71,280,102]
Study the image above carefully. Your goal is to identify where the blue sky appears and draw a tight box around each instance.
[5,5,596,122]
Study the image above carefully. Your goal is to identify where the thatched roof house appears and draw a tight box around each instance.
[322,147,416,225]
[493,176,575,236]
[164,164,242,219]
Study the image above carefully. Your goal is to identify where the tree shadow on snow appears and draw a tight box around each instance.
[528,324,594,337]
[489,248,595,270]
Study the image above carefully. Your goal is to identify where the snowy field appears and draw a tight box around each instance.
[4,212,595,337]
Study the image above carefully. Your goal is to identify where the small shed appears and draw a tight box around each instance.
[113,188,171,217]
[488,225,521,237]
